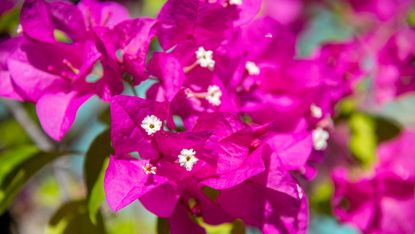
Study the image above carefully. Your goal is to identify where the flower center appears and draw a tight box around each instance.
[141,115,162,135]
[178,148,198,171]
[185,85,222,106]
[229,0,243,6]
[142,163,157,175]
[195,47,215,70]
[310,104,323,118]
[312,127,329,150]
[245,61,260,76]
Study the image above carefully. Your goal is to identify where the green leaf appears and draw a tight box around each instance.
[349,113,376,168]
[87,158,108,224]
[373,116,401,143]
[309,180,334,214]
[84,129,111,193]
[0,147,65,214]
[47,200,107,234]
[157,218,170,234]
[83,129,112,223]
[230,220,246,234]
[0,7,20,35]
[0,120,31,148]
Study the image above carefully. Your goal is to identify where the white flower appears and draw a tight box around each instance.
[265,33,273,38]
[16,24,23,34]
[245,61,260,76]
[178,148,198,171]
[142,163,157,175]
[312,127,329,150]
[141,115,162,135]
[195,47,215,70]
[229,0,243,5]
[206,85,222,106]
[310,104,323,118]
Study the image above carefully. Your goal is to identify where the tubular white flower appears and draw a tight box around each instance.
[16,24,23,34]
[312,127,329,150]
[141,115,162,135]
[229,0,243,5]
[245,61,260,76]
[206,85,222,106]
[142,163,157,175]
[178,148,198,171]
[195,47,215,70]
[310,104,323,118]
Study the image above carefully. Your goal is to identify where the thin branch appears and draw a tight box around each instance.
[1,99,54,151]
[1,99,71,201]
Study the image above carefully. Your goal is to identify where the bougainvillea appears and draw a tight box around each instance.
[0,0,414,233]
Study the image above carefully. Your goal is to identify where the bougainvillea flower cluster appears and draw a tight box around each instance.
[332,130,415,234]
[1,0,415,233]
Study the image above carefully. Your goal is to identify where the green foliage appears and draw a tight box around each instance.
[34,177,61,207]
[53,30,72,43]
[309,180,334,215]
[0,146,66,214]
[349,113,377,168]
[142,0,167,17]
[0,7,20,36]
[46,200,107,234]
[83,129,112,223]
[157,218,170,234]
[0,119,31,148]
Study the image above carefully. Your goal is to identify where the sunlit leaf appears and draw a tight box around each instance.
[309,180,334,214]
[34,177,61,207]
[88,158,108,224]
[46,200,107,234]
[0,120,31,148]
[349,113,376,168]
[0,148,66,214]
[83,129,112,223]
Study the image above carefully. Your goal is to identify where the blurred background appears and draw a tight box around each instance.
[1,0,414,233]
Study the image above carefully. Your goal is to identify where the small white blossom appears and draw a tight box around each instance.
[245,61,260,76]
[229,0,243,5]
[265,33,273,38]
[178,148,198,171]
[141,115,162,135]
[310,104,323,118]
[312,127,329,151]
[142,163,157,175]
[206,85,222,106]
[16,24,23,34]
[196,47,215,70]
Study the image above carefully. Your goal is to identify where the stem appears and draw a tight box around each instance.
[1,99,71,201]
[1,100,54,151]
[129,82,139,97]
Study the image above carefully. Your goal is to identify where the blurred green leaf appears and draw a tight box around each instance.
[407,7,415,26]
[88,158,108,224]
[309,180,334,214]
[83,129,111,223]
[230,220,246,234]
[98,108,111,125]
[349,113,376,168]
[0,148,66,214]
[54,30,72,43]
[142,0,166,17]
[35,177,61,207]
[373,116,401,143]
[47,200,106,234]
[198,218,246,234]
[157,218,170,234]
[84,129,111,193]
[0,119,31,148]
[0,7,20,35]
